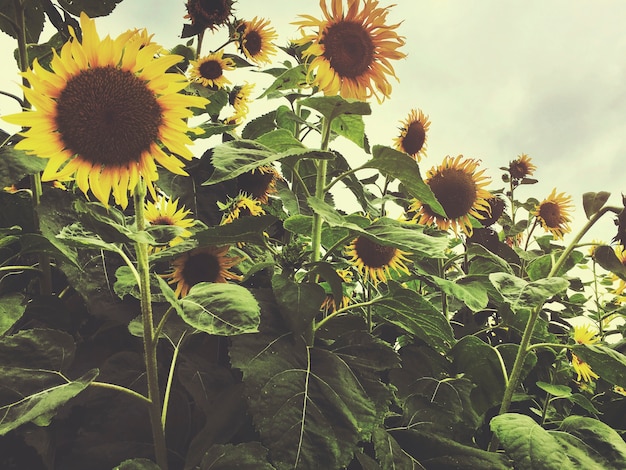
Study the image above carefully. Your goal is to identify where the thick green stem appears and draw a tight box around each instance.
[489,205,621,451]
[134,182,168,469]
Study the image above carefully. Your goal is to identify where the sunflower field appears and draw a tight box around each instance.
[1,1,625,469]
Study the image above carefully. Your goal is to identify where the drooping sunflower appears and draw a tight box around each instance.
[165,245,242,298]
[185,0,234,31]
[409,155,492,236]
[294,0,406,102]
[507,153,537,179]
[477,195,506,227]
[236,165,281,203]
[393,109,430,161]
[227,82,255,124]
[533,188,573,239]
[571,324,600,383]
[219,192,265,225]
[3,13,207,208]
[145,196,195,250]
[189,50,235,88]
[320,268,353,313]
[236,17,278,65]
[345,236,411,285]
[609,245,626,300]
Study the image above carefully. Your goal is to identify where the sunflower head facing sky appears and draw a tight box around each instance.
[345,235,411,286]
[393,109,430,161]
[185,0,234,31]
[3,13,208,208]
[409,155,492,236]
[145,196,195,250]
[165,245,243,298]
[533,188,573,239]
[507,153,537,180]
[189,50,236,88]
[235,17,278,65]
[294,0,406,102]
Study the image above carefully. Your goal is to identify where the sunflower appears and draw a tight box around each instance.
[145,195,195,250]
[571,324,600,383]
[236,17,278,65]
[236,165,281,203]
[609,245,626,300]
[184,0,234,31]
[189,50,235,88]
[320,268,353,313]
[409,155,492,236]
[393,109,430,161]
[345,236,411,285]
[228,82,255,124]
[219,192,265,225]
[477,195,506,227]
[165,245,242,298]
[533,188,573,239]
[294,0,406,102]
[3,13,207,208]
[508,153,537,179]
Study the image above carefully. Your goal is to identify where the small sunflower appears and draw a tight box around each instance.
[508,153,537,179]
[184,0,234,31]
[409,155,492,236]
[3,13,208,208]
[345,236,411,285]
[571,324,600,383]
[572,354,599,383]
[228,82,255,124]
[320,268,353,313]
[573,324,599,345]
[294,0,406,102]
[189,50,235,88]
[165,245,242,298]
[610,245,626,299]
[219,192,265,225]
[393,109,430,161]
[477,195,506,227]
[236,17,278,65]
[533,188,573,239]
[236,165,281,203]
[145,196,195,250]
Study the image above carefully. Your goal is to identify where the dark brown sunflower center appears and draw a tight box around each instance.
[55,66,162,167]
[181,252,221,287]
[322,21,375,78]
[244,30,262,57]
[237,171,274,199]
[354,236,397,268]
[428,168,477,219]
[539,202,562,228]
[199,59,223,80]
[402,122,426,156]
[151,216,175,226]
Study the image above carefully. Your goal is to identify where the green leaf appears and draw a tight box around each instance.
[594,245,626,281]
[365,146,446,217]
[200,443,275,469]
[283,214,313,235]
[299,95,371,123]
[371,428,423,470]
[558,415,626,467]
[179,283,260,336]
[582,191,611,219]
[257,64,307,99]
[467,244,515,275]
[18,232,79,267]
[571,344,626,387]
[526,250,583,281]
[490,413,572,469]
[331,113,368,150]
[536,381,572,398]
[256,128,305,152]
[431,276,489,312]
[57,0,125,17]
[193,121,237,140]
[57,222,124,254]
[271,273,326,336]
[0,293,25,335]
[0,143,47,189]
[372,282,456,354]
[113,458,161,470]
[489,273,569,312]
[0,0,44,43]
[194,215,279,246]
[451,336,506,416]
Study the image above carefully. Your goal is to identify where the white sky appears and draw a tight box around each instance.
[1,0,625,243]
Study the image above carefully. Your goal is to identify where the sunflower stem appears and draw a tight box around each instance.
[489,205,620,452]
[134,181,169,469]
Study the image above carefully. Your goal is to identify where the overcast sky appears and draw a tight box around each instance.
[1,0,625,243]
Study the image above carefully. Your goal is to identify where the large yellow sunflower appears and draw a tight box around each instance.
[236,165,281,203]
[3,13,207,208]
[409,155,492,236]
[145,195,195,250]
[189,50,235,88]
[236,17,278,65]
[393,109,430,161]
[294,0,406,102]
[508,153,537,179]
[533,188,573,239]
[345,236,411,285]
[165,245,242,298]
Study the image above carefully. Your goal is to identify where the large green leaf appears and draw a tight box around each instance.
[0,0,44,43]
[0,293,25,335]
[0,329,98,435]
[489,273,569,312]
[431,275,489,312]
[299,95,371,122]
[113,459,161,470]
[372,282,456,354]
[194,214,279,247]
[490,413,572,469]
[331,113,368,150]
[179,282,260,336]
[200,442,275,469]
[0,144,47,189]
[365,146,446,217]
[271,273,326,337]
[571,344,626,387]
[257,64,307,99]
[371,428,424,470]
